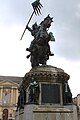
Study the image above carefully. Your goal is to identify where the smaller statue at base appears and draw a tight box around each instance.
[63,81,72,105]
[16,87,26,111]
[28,77,40,104]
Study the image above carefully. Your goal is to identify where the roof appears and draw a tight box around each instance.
[0,80,19,87]
[0,76,23,84]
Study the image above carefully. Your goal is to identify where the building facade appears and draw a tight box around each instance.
[0,76,22,120]
[73,94,80,120]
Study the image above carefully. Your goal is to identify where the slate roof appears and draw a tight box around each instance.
[0,76,23,84]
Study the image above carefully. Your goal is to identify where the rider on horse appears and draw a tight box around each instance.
[26,15,55,67]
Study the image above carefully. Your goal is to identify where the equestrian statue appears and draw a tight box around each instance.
[20,0,55,68]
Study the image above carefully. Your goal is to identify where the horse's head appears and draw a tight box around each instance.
[40,15,53,28]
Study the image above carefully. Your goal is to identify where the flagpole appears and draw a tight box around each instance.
[20,11,35,40]
[20,0,43,40]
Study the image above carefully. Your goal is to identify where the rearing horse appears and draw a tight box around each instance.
[26,15,55,67]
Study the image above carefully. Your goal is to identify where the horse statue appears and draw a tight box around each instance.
[26,15,55,67]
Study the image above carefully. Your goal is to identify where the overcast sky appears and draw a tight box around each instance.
[0,0,80,97]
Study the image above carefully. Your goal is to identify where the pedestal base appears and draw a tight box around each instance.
[22,104,77,120]
[15,65,74,120]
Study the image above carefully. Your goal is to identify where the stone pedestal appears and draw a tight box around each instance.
[15,65,77,120]
[23,104,77,120]
[15,109,24,120]
[15,110,19,120]
[22,65,70,105]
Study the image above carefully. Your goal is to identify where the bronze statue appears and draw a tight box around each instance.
[16,87,26,111]
[28,77,40,104]
[63,81,72,105]
[20,0,55,67]
[26,15,55,67]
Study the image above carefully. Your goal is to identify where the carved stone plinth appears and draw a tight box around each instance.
[19,65,70,105]
[15,65,77,120]
[21,65,69,87]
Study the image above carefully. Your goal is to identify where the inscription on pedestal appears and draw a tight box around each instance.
[41,84,60,104]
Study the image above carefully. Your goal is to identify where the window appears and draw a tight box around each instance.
[3,87,11,105]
